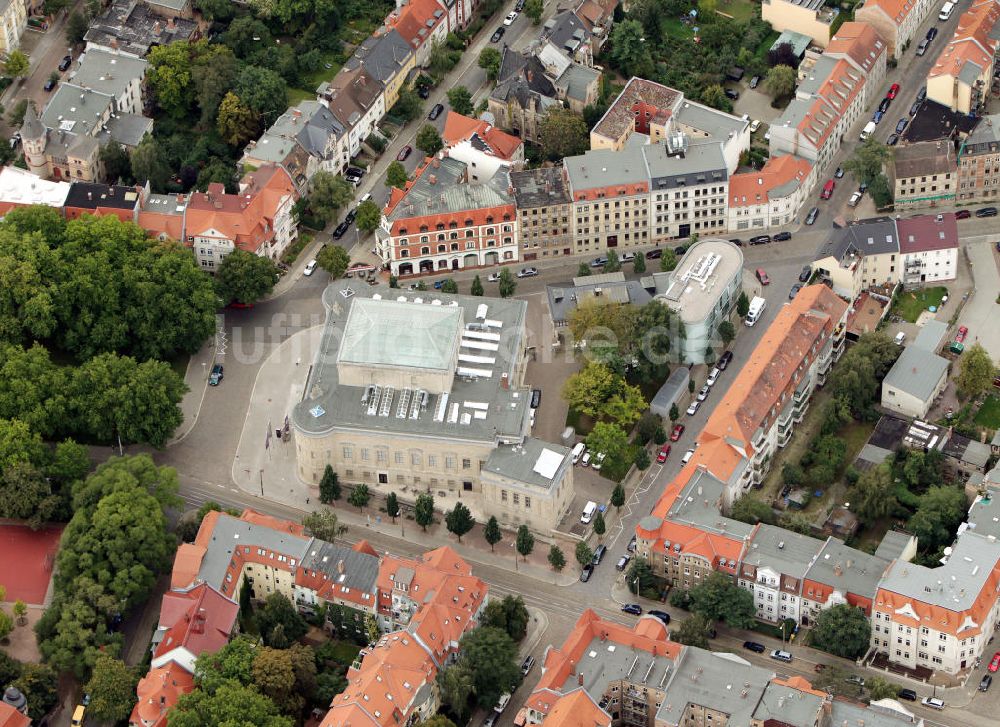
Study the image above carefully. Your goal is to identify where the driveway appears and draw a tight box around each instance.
[959,237,1000,361]
[734,86,784,125]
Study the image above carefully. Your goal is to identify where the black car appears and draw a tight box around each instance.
[749,235,771,245]
[627,534,637,552]
[345,166,365,180]
[647,610,671,624]
[428,103,444,120]
[345,208,357,225]
[909,101,920,116]
[834,166,844,178]
[773,231,792,242]
[926,26,938,40]
[621,604,642,615]
[917,86,927,102]
[799,265,812,283]
[976,206,998,217]
[879,97,891,113]
[333,221,350,239]
[58,54,72,72]
[887,134,899,146]
[729,238,743,246]
[717,350,734,370]
[859,180,868,193]
[521,655,535,676]
[209,364,224,386]
[43,78,57,92]
[897,689,917,702]
[743,641,766,653]
[580,563,594,582]
[645,248,662,259]
[490,26,505,42]
[805,207,819,225]
[980,674,993,692]
[530,389,541,408]
[724,88,739,100]
[749,75,760,89]
[417,85,431,99]
[515,0,525,9]
[895,117,908,133]
[789,283,803,299]
[673,245,687,256]
[592,544,607,565]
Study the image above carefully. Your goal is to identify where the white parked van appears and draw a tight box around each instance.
[859,121,877,141]
[939,0,955,19]
[581,501,598,524]
[571,442,586,464]
[745,296,767,326]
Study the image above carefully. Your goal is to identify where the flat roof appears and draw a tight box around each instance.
[483,437,572,490]
[667,467,754,539]
[660,238,743,324]
[564,143,648,191]
[874,530,915,561]
[70,49,148,99]
[883,345,948,401]
[657,649,772,726]
[743,523,824,579]
[562,634,673,696]
[338,297,462,372]
[294,281,529,443]
[966,489,1000,541]
[805,537,889,596]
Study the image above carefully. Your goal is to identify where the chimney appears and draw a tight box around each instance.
[337,559,345,574]
[501,372,509,389]
[87,191,92,200]
[429,174,437,185]
[578,673,584,686]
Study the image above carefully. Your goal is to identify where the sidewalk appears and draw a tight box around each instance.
[168,330,219,446]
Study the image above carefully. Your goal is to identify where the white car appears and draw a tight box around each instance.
[581,451,592,467]
[749,119,761,133]
[681,449,695,464]
[696,384,711,402]
[706,367,720,386]
[516,267,538,278]
[592,452,606,471]
[504,10,518,24]
[686,400,700,416]
[303,259,318,276]
[620,252,636,262]
[488,272,501,282]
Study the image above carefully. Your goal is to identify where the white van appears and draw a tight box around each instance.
[581,501,598,524]
[571,442,586,464]
[745,296,766,327]
[939,1,955,19]
[859,121,877,141]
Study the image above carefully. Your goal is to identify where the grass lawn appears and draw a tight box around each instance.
[662,17,694,41]
[891,286,948,323]
[754,29,781,59]
[715,0,756,23]
[287,86,316,105]
[975,395,1000,429]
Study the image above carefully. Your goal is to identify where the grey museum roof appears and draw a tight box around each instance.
[883,345,948,401]
[197,513,312,589]
[483,437,572,490]
[337,298,463,372]
[878,531,1000,611]
[293,281,530,443]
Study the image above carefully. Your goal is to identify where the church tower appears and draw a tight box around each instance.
[20,102,48,177]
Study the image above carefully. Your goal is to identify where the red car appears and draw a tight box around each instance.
[887,83,900,99]
[670,424,685,442]
[397,145,412,161]
[989,652,1000,672]
[956,325,968,343]
[656,444,671,463]
[956,209,971,219]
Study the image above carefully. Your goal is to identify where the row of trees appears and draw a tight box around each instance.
[35,456,180,679]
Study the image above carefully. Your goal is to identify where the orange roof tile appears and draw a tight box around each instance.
[860,0,920,25]
[540,690,611,727]
[170,543,206,590]
[442,111,523,160]
[0,705,29,727]
[153,584,239,666]
[129,663,195,727]
[826,21,887,74]
[729,155,813,208]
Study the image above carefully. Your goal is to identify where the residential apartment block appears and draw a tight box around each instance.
[318,67,385,163]
[84,0,199,58]
[376,156,517,276]
[770,23,885,171]
[510,166,574,260]
[740,524,826,625]
[131,508,489,727]
[69,49,148,116]
[728,155,815,231]
[292,281,576,534]
[957,113,1000,202]
[762,0,841,48]
[925,0,1000,115]
[855,0,937,57]
[896,212,959,286]
[441,111,523,184]
[0,0,26,56]
[891,140,958,209]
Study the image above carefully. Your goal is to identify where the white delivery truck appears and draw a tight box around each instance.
[745,296,767,326]
[859,121,877,141]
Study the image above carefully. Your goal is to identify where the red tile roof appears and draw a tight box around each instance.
[539,690,610,727]
[153,583,239,667]
[896,213,959,253]
[442,111,523,160]
[0,705,28,727]
[729,156,812,207]
[129,663,195,727]
[826,21,887,74]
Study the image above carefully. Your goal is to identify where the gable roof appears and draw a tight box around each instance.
[896,212,959,253]
[152,583,239,673]
[729,155,813,207]
[442,111,523,160]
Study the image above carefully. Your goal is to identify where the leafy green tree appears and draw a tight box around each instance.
[659,249,678,272]
[416,124,443,155]
[192,635,257,693]
[700,84,730,111]
[257,593,308,648]
[456,627,521,710]
[0,463,61,529]
[0,608,11,641]
[390,88,423,122]
[844,136,893,188]
[386,161,409,188]
[436,663,475,722]
[348,484,371,512]
[626,557,657,596]
[669,403,680,422]
[386,492,400,523]
[482,595,529,641]
[849,461,894,526]
[303,509,346,542]
[233,65,287,126]
[577,262,591,277]
[447,86,474,116]
[633,254,646,274]
[548,544,566,571]
[729,497,775,525]
[0,651,19,687]
[575,541,594,567]
[308,172,354,227]
[4,50,29,78]
[84,655,138,722]
[585,422,630,466]
[319,465,340,503]
[214,249,278,305]
[539,107,589,160]
[603,384,647,428]
[867,676,901,701]
[100,143,133,185]
[216,92,259,146]
[252,647,302,715]
[478,47,502,81]
[603,250,621,273]
[169,681,292,727]
[515,524,534,560]
[672,612,712,648]
[13,663,59,723]
[66,10,89,43]
[440,279,459,294]
[415,492,435,531]
[909,485,968,554]
[765,64,796,99]
[445,502,475,541]
[609,19,653,79]
[13,600,27,626]
[316,244,351,278]
[483,515,502,551]
[736,292,750,318]
[355,200,381,233]
[498,267,517,298]
[718,320,735,347]
[689,572,756,629]
[130,135,171,191]
[471,275,484,296]
[957,343,995,399]
[611,483,626,512]
[524,0,543,22]
[562,363,619,418]
[810,605,870,659]
[422,716,458,727]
